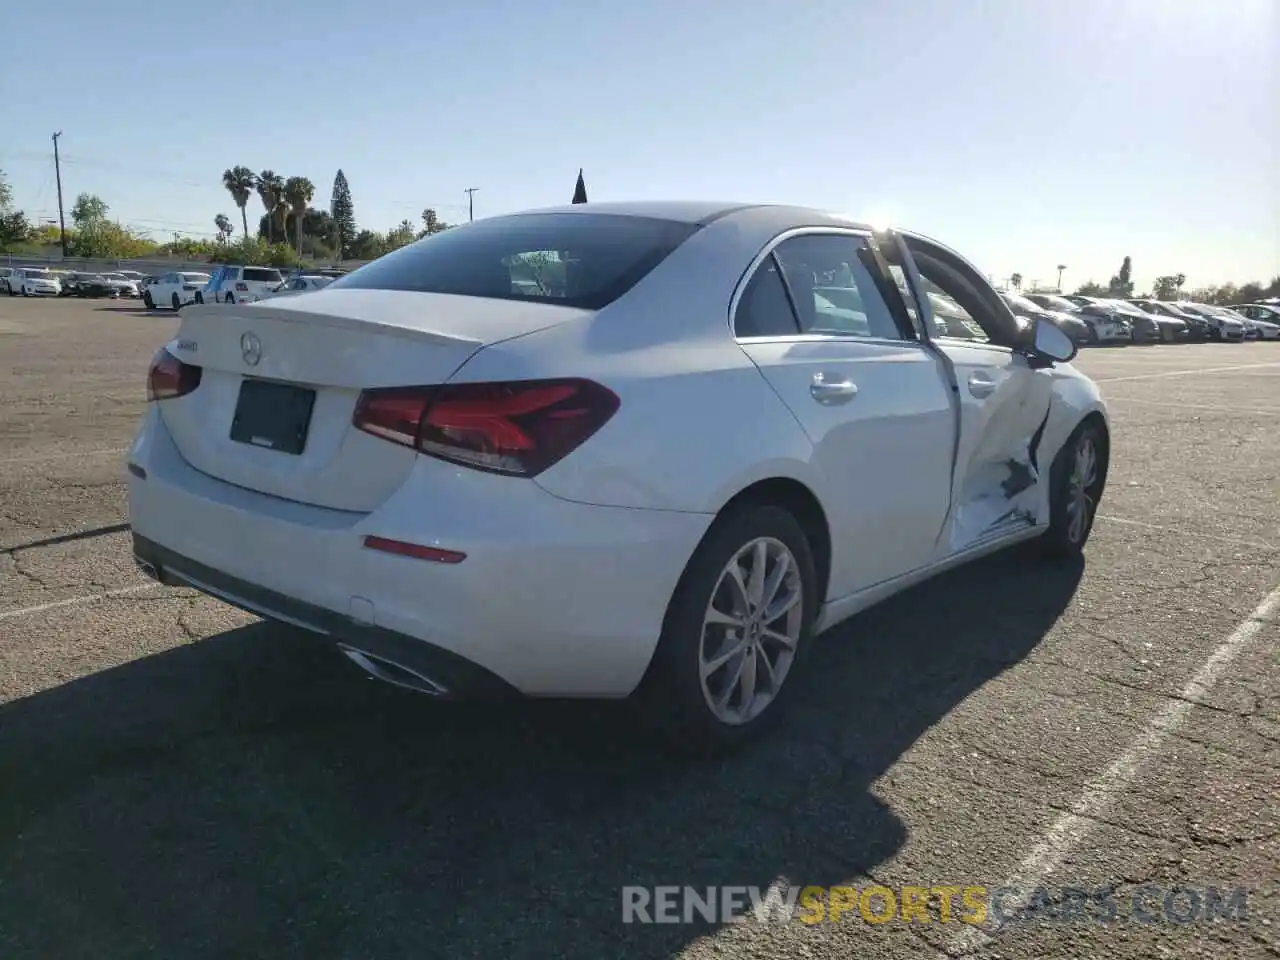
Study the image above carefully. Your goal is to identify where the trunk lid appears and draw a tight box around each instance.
[161,289,591,512]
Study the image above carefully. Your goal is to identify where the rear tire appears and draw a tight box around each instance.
[194,292,204,305]
[143,292,154,309]
[171,293,181,310]
[638,504,818,755]
[1040,418,1107,559]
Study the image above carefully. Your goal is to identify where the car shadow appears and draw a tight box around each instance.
[93,304,167,318]
[0,548,1083,958]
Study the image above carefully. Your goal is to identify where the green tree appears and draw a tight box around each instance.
[1009,272,1022,291]
[71,220,156,258]
[283,176,315,256]
[1151,275,1181,300]
[222,167,256,238]
[348,229,386,260]
[1073,280,1108,297]
[0,168,12,211]
[1107,256,1133,298]
[331,170,356,258]
[0,210,32,251]
[1237,281,1264,303]
[256,170,285,243]
[385,219,417,251]
[70,193,109,227]
[214,213,234,243]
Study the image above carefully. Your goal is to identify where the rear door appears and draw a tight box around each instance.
[733,229,956,598]
[892,233,1054,554]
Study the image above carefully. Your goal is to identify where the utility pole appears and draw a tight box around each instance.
[1056,264,1066,292]
[52,131,68,258]
[464,187,479,222]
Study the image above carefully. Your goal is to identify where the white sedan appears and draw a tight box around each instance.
[249,275,334,301]
[144,272,211,311]
[126,202,1110,750]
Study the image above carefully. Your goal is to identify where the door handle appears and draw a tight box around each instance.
[967,371,997,399]
[810,373,858,405]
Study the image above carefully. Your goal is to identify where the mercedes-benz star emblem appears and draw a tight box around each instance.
[240,332,262,366]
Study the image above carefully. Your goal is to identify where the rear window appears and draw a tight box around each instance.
[332,212,701,310]
[244,268,282,283]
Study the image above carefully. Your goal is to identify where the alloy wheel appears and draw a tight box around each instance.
[699,537,804,725]
[1066,434,1098,545]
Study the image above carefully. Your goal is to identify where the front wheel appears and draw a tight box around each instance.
[639,504,818,754]
[171,293,181,311]
[1040,419,1107,558]
[143,292,154,309]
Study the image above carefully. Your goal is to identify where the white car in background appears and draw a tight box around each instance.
[1230,303,1280,339]
[0,267,17,294]
[101,273,140,298]
[144,272,211,311]
[10,268,61,296]
[194,265,284,304]
[128,201,1110,750]
[250,275,335,301]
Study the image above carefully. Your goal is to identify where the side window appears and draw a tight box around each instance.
[903,241,1009,344]
[771,234,903,340]
[734,255,799,337]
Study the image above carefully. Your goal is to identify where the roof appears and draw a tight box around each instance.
[497,200,874,231]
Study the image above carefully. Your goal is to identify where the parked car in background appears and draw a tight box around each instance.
[127,201,1110,749]
[60,273,118,298]
[9,268,61,297]
[1128,299,1211,340]
[1230,303,1280,339]
[195,265,284,304]
[115,270,147,287]
[0,267,18,294]
[1176,302,1267,341]
[999,291,1091,343]
[144,272,212,311]
[100,273,140,299]
[1135,300,1240,341]
[1102,299,1169,342]
[251,275,335,301]
[1071,301,1133,344]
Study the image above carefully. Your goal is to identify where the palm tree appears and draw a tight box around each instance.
[256,170,284,243]
[214,213,233,243]
[1010,272,1023,291]
[283,176,315,257]
[221,167,256,239]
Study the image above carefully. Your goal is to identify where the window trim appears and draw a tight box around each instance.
[729,227,916,345]
[895,231,1020,350]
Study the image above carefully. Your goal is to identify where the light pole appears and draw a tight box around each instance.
[1056,264,1066,292]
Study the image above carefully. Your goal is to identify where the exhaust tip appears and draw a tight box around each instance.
[338,644,449,696]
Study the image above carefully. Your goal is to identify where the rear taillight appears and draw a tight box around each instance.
[235,282,249,292]
[146,347,202,402]
[352,378,619,477]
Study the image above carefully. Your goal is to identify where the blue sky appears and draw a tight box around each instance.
[2,0,1275,290]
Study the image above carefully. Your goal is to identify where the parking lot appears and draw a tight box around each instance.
[0,295,1276,959]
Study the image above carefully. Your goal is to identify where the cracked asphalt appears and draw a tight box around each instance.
[0,297,1277,960]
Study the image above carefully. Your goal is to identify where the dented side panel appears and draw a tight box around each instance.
[928,341,1056,554]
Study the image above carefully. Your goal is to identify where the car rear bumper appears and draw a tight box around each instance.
[126,408,711,697]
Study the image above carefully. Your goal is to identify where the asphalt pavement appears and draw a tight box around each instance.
[0,296,1276,959]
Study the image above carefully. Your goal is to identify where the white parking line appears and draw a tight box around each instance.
[946,582,1280,955]
[0,583,162,621]
[1093,361,1280,384]
[0,447,127,467]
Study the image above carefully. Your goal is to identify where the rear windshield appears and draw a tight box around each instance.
[332,212,701,310]
[244,267,282,283]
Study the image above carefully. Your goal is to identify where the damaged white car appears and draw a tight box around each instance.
[127,202,1110,751]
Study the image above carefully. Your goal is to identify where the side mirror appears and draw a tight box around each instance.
[1025,316,1077,367]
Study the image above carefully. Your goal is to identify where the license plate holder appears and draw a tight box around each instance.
[230,379,316,455]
